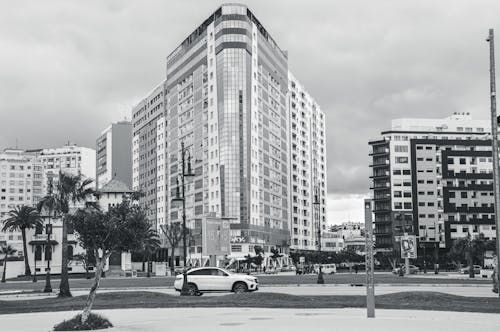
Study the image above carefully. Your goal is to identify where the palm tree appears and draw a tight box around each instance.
[141,228,161,277]
[38,171,95,297]
[1,245,17,282]
[2,205,43,276]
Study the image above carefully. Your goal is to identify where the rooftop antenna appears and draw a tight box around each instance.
[486,28,500,297]
[15,138,18,149]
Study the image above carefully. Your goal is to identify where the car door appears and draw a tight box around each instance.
[203,268,229,291]
[187,268,212,291]
[214,268,233,291]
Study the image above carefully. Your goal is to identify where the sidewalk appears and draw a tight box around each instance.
[1,308,500,332]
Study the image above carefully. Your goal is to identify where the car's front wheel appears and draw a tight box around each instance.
[233,282,248,293]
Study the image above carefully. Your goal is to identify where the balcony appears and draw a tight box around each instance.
[29,234,58,245]
[370,171,390,179]
[369,160,390,168]
[373,194,391,201]
[369,148,390,157]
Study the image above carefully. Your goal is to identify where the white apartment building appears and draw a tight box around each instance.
[288,72,327,251]
[0,149,44,255]
[369,113,494,256]
[27,144,96,193]
[132,81,165,226]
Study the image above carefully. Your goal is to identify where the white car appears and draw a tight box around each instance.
[174,267,259,295]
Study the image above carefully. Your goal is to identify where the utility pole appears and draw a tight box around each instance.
[364,199,375,318]
[487,28,500,297]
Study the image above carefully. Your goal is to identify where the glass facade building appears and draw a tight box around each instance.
[146,4,327,255]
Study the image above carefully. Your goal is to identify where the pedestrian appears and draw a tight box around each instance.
[354,264,359,274]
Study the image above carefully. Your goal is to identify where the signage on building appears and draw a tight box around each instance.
[202,217,231,255]
[400,235,417,259]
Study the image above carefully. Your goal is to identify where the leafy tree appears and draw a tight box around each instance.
[38,171,95,298]
[160,222,184,274]
[449,234,489,277]
[1,244,17,282]
[2,205,43,276]
[270,247,283,268]
[70,199,153,325]
[140,228,161,277]
[71,250,96,279]
[375,248,399,269]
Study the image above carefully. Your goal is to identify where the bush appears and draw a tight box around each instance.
[53,313,113,331]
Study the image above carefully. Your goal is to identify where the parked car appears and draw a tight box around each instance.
[313,264,337,274]
[173,267,258,295]
[392,265,419,274]
[459,265,481,274]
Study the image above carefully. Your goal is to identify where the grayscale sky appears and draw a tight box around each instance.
[0,0,498,223]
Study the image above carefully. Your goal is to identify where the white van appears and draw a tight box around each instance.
[314,264,337,274]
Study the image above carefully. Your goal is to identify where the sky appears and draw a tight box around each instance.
[0,0,499,224]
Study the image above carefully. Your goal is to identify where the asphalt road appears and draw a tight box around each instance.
[0,272,491,292]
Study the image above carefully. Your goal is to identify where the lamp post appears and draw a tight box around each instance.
[43,177,53,293]
[313,185,324,284]
[487,28,500,297]
[171,141,195,296]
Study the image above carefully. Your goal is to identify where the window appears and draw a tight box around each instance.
[394,191,402,197]
[45,245,52,261]
[402,170,411,175]
[393,170,402,175]
[461,192,467,198]
[395,145,408,153]
[395,157,408,164]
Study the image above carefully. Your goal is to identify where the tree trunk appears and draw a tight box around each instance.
[59,215,72,297]
[468,248,474,278]
[81,253,110,325]
[1,258,6,282]
[170,248,175,274]
[21,228,31,276]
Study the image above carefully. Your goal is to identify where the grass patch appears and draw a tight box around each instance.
[53,313,113,331]
[0,291,499,315]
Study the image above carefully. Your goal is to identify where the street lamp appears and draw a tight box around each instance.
[171,141,195,296]
[313,185,324,284]
[43,177,54,293]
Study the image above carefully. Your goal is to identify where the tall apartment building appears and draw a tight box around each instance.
[96,121,133,189]
[288,73,327,251]
[132,81,165,226]
[369,113,495,256]
[132,4,326,256]
[0,149,44,254]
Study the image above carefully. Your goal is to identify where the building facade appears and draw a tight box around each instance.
[369,113,495,256]
[288,73,327,251]
[96,121,133,189]
[132,81,165,227]
[132,4,326,258]
[27,144,96,192]
[0,149,44,254]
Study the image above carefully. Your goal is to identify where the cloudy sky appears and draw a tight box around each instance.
[0,0,498,224]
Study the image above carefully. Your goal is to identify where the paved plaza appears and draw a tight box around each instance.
[1,308,500,332]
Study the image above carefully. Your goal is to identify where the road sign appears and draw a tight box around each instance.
[400,235,417,259]
[202,217,231,256]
